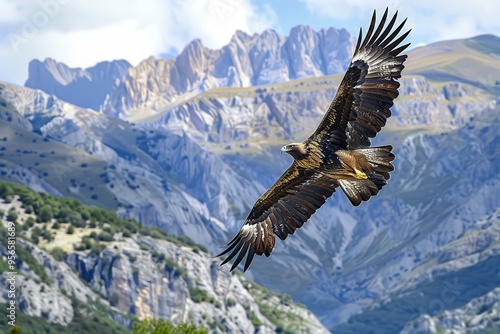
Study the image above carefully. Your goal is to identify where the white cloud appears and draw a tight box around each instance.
[0,0,22,23]
[0,0,278,85]
[2,0,496,86]
[300,0,500,46]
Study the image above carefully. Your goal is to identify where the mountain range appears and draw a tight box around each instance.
[25,25,354,119]
[1,25,499,333]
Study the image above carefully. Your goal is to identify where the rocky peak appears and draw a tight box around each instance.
[27,58,88,85]
[285,25,323,78]
[231,29,253,44]
[25,58,131,111]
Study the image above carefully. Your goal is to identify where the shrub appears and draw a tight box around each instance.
[31,226,41,244]
[3,194,13,203]
[109,293,119,307]
[81,237,93,250]
[133,267,140,283]
[188,286,215,304]
[6,208,17,222]
[9,326,21,334]
[132,318,208,334]
[50,247,66,261]
[66,225,75,234]
[39,205,53,222]
[164,258,188,279]
[225,298,236,308]
[90,243,105,256]
[24,217,35,230]
[41,227,53,241]
[73,243,86,251]
[98,231,114,242]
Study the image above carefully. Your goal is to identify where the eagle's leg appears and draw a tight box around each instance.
[334,146,396,206]
[335,150,374,180]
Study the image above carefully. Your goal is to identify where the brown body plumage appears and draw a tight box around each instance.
[217,8,410,272]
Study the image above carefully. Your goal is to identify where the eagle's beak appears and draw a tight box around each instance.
[281,146,287,154]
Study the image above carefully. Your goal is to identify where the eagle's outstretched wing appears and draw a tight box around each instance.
[217,164,338,272]
[310,8,410,150]
[217,9,410,272]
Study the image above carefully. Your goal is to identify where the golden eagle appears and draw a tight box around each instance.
[217,9,410,272]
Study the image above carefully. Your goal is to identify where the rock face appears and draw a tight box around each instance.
[1,272,74,325]
[402,287,500,334]
[0,193,328,333]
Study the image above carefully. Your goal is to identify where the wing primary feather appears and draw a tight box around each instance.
[367,8,388,46]
[374,11,398,45]
[216,235,241,257]
[224,232,241,247]
[385,29,412,52]
[244,245,256,272]
[390,42,411,57]
[380,18,408,48]
[220,238,244,266]
[225,233,242,248]
[361,10,377,49]
[354,27,363,55]
[230,242,249,272]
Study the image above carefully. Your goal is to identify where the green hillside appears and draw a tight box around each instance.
[0,95,119,210]
[0,181,322,333]
[0,181,210,333]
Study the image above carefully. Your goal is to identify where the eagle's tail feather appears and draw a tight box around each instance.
[339,145,395,206]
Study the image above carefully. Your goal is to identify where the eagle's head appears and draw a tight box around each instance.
[281,143,308,160]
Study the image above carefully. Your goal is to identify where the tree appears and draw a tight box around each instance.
[66,225,75,234]
[31,226,41,244]
[9,326,21,334]
[49,247,66,261]
[39,205,53,222]
[132,319,208,334]
[6,208,17,222]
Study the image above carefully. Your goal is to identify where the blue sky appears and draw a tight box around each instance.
[1,0,499,85]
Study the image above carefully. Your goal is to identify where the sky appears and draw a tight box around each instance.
[0,0,499,85]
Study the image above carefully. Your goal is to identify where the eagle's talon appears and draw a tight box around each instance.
[354,168,368,179]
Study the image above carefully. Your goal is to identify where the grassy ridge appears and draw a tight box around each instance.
[0,119,118,210]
